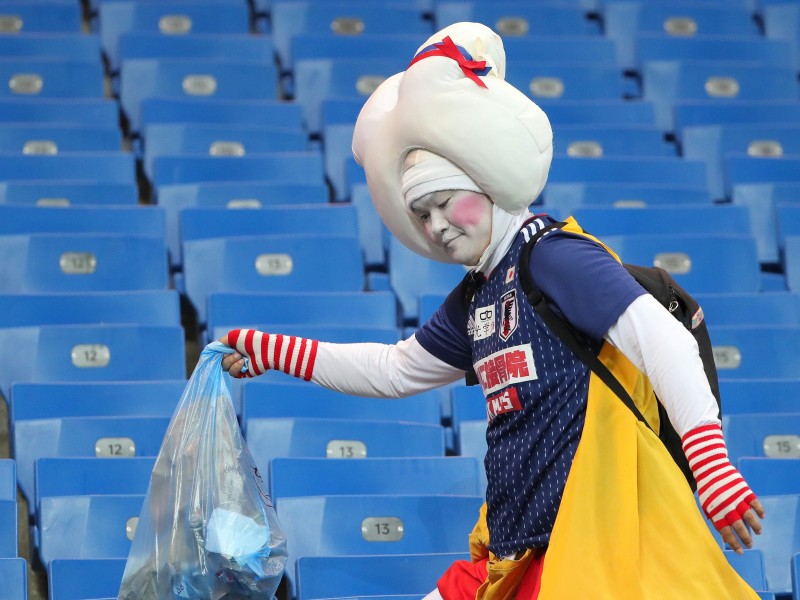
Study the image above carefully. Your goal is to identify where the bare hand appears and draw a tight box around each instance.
[718,498,765,555]
[218,335,247,378]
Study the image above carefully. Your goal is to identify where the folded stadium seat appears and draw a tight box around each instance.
[724,155,800,201]
[182,234,364,324]
[788,236,800,293]
[457,421,488,495]
[571,204,751,238]
[277,494,481,599]
[0,558,26,600]
[206,290,397,340]
[48,557,126,600]
[722,412,800,465]
[541,182,712,215]
[38,493,146,567]
[602,2,762,72]
[0,32,101,61]
[350,183,390,269]
[723,549,769,595]
[418,292,448,324]
[763,4,800,70]
[118,31,274,65]
[140,97,305,133]
[0,324,185,403]
[547,156,709,191]
[0,59,104,99]
[293,57,405,135]
[719,379,800,415]
[0,181,139,206]
[0,153,135,186]
[551,124,677,158]
[388,236,468,325]
[737,458,800,497]
[0,290,180,329]
[710,325,800,379]
[0,1,82,33]
[450,385,486,440]
[240,382,441,430]
[599,233,761,294]
[0,460,14,502]
[777,205,800,265]
[155,180,328,210]
[296,553,470,600]
[672,100,800,138]
[642,62,799,133]
[733,182,800,268]
[501,35,618,68]
[748,493,800,595]
[270,456,482,500]
[152,152,324,188]
[98,0,251,74]
[435,2,601,36]
[511,63,638,104]
[694,292,800,328]
[321,96,363,128]
[322,122,356,201]
[0,233,168,293]
[0,123,122,153]
[120,59,279,135]
[142,123,309,181]
[682,124,800,205]
[13,415,169,514]
[271,1,431,76]
[536,99,658,128]
[0,98,119,127]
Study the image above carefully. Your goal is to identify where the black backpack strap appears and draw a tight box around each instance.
[518,222,654,432]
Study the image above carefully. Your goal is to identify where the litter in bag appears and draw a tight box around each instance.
[118,342,287,600]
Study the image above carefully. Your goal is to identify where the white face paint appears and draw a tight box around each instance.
[409,189,493,265]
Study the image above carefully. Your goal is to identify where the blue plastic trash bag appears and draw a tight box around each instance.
[118,342,287,600]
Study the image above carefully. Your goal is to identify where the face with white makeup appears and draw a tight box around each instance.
[409,189,493,266]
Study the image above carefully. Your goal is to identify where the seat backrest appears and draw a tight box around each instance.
[737,457,800,496]
[0,460,15,502]
[0,1,82,33]
[724,155,800,199]
[548,156,708,189]
[551,124,676,158]
[0,32,101,61]
[571,205,751,237]
[732,182,800,264]
[748,493,800,594]
[435,2,600,36]
[278,494,481,598]
[722,412,800,464]
[723,549,768,593]
[507,64,633,102]
[0,98,119,127]
[694,292,800,327]
[787,236,800,293]
[718,378,800,415]
[673,100,800,135]
[270,456,482,499]
[0,204,165,239]
[0,123,122,153]
[140,97,304,131]
[118,31,274,64]
[48,558,126,600]
[0,181,138,206]
[0,59,104,99]
[0,153,135,184]
[152,152,324,186]
[0,557,26,600]
[542,182,712,215]
[710,325,800,378]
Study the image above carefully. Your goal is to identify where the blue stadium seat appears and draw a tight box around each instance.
[777,205,800,262]
[0,98,119,127]
[552,124,676,158]
[0,59,104,99]
[673,100,800,136]
[599,234,760,294]
[296,553,469,600]
[207,290,397,339]
[0,290,180,328]
[140,98,305,132]
[681,124,800,203]
[0,1,82,33]
[388,236,467,324]
[764,4,800,69]
[547,156,709,189]
[0,233,168,293]
[98,0,250,72]
[793,553,800,600]
[451,385,486,433]
[724,156,800,201]
[0,460,15,502]
[270,456,482,499]
[14,416,169,512]
[435,2,601,36]
[710,326,800,378]
[0,500,17,558]
[0,153,135,184]
[603,2,761,71]
[120,59,279,134]
[0,324,185,401]
[38,493,145,567]
[290,32,416,71]
[737,458,800,497]
[719,379,800,415]
[531,99,660,128]
[732,182,800,266]
[143,123,308,180]
[183,234,364,324]
[571,204,751,237]
[722,413,800,464]
[724,549,768,594]
[0,124,122,153]
[695,292,800,327]
[48,558,126,600]
[152,152,325,187]
[457,420,488,495]
[177,204,358,270]
[271,2,431,73]
[541,182,712,215]
[0,558,26,600]
[502,36,619,68]
[118,31,274,65]
[321,96,363,128]
[350,183,390,268]
[787,236,800,293]
[155,181,327,209]
[323,122,356,201]
[0,181,138,206]
[277,494,480,598]
[507,64,636,102]
[0,32,101,61]
[749,494,800,595]
[240,382,440,429]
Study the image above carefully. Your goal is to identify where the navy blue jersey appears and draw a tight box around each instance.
[416,215,645,555]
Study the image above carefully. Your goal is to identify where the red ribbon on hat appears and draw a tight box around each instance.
[408,35,488,88]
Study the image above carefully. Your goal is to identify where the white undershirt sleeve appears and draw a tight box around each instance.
[310,334,467,397]
[605,294,720,437]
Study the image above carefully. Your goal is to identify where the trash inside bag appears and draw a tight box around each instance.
[118,342,287,600]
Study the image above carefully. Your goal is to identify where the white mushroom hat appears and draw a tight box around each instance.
[352,22,553,263]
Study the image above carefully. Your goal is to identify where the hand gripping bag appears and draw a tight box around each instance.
[118,342,287,600]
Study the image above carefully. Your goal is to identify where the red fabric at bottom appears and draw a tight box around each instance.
[437,551,545,600]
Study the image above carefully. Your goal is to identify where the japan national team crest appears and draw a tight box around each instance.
[499,289,518,341]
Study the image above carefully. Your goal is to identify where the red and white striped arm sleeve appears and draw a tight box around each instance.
[227,328,318,381]
[682,423,758,529]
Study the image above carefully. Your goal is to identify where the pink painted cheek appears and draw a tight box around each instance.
[450,193,489,227]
